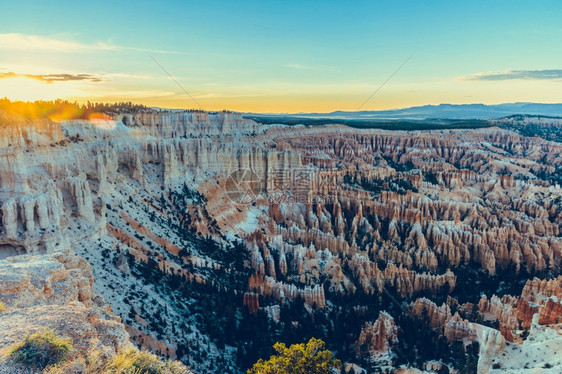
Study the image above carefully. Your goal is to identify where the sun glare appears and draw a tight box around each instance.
[0,76,80,102]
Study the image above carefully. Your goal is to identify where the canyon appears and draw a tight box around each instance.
[0,110,561,373]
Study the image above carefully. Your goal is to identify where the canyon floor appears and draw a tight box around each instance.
[0,111,561,373]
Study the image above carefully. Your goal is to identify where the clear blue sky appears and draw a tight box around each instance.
[1,0,561,112]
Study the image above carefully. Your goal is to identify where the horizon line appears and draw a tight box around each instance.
[3,97,562,116]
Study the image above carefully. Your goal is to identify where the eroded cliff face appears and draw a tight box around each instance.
[0,110,560,373]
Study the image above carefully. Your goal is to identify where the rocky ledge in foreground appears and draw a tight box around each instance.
[0,251,191,373]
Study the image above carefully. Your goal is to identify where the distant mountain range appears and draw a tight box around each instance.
[246,103,562,120]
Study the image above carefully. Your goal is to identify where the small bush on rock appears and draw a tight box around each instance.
[105,348,188,374]
[8,329,73,370]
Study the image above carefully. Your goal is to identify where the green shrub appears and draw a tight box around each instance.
[8,329,73,370]
[248,338,341,374]
[38,346,189,374]
[9,331,187,373]
[105,348,188,374]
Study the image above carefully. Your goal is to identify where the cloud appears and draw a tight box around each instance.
[103,73,152,80]
[0,33,116,52]
[285,64,314,70]
[0,72,103,83]
[284,63,335,70]
[72,89,177,100]
[462,69,562,81]
[0,33,181,54]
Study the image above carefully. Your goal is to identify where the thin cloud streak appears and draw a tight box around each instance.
[73,89,176,100]
[0,72,103,83]
[103,73,153,80]
[463,69,562,81]
[0,33,182,54]
[0,33,116,52]
[284,63,334,70]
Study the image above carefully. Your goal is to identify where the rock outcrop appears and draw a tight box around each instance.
[356,312,398,353]
[409,298,476,342]
[0,251,94,308]
[478,294,519,330]
[0,251,132,372]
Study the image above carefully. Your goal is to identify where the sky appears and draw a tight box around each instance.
[1,0,562,113]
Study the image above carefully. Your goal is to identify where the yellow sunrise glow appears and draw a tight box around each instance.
[0,76,82,102]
